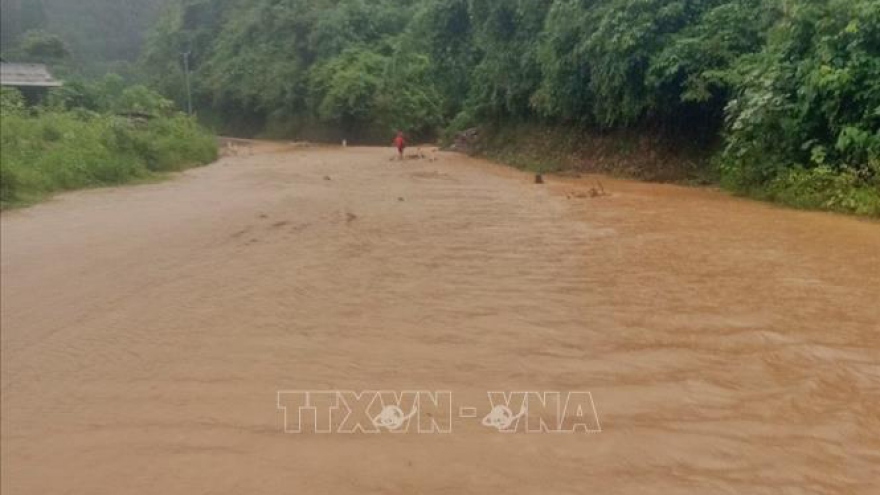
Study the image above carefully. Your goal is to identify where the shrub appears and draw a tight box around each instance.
[765,166,880,216]
[0,110,217,208]
[1,87,26,115]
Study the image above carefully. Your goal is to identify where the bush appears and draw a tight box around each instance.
[45,75,176,116]
[0,110,217,208]
[1,87,27,115]
[718,0,880,216]
[764,166,880,216]
[2,71,217,208]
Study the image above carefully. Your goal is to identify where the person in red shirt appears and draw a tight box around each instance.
[393,131,406,160]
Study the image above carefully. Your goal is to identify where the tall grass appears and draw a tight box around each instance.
[1,109,217,208]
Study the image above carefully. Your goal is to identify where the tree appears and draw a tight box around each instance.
[19,29,70,61]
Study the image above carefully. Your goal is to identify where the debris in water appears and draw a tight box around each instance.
[567,181,609,199]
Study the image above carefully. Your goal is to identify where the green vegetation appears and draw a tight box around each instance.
[718,0,880,215]
[1,0,877,215]
[135,0,878,216]
[0,83,216,208]
[1,0,168,77]
[472,123,716,184]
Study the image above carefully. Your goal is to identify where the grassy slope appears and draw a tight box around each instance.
[1,111,217,209]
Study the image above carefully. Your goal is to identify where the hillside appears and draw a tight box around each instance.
[1,0,167,74]
[140,0,880,215]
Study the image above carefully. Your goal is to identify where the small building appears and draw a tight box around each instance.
[0,61,63,104]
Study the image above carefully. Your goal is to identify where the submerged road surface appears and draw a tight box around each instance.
[2,144,879,494]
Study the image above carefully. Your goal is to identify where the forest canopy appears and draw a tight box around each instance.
[136,0,878,214]
[1,0,877,214]
[1,0,168,76]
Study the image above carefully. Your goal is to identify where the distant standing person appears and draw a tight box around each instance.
[393,131,406,160]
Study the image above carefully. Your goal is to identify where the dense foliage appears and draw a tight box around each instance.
[1,0,167,76]
[2,0,877,214]
[720,0,880,214]
[0,84,216,208]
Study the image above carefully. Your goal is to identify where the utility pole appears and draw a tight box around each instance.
[182,51,193,116]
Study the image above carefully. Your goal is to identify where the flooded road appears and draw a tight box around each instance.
[2,144,879,494]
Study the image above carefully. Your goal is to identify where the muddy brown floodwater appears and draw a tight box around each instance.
[2,144,879,494]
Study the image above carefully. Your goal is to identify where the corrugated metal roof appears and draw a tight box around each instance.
[0,63,63,88]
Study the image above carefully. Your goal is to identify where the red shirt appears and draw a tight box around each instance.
[394,135,406,149]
